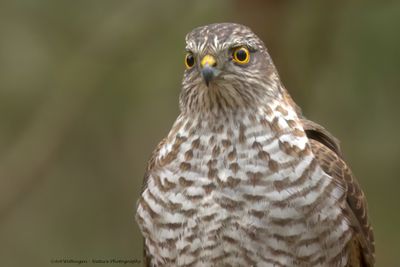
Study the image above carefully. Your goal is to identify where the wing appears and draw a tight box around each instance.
[140,138,167,194]
[305,123,375,267]
[282,88,343,157]
[139,138,167,267]
[282,88,374,265]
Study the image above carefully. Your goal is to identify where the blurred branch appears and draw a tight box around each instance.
[0,2,149,222]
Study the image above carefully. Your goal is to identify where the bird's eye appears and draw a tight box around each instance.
[232,47,250,64]
[185,52,195,69]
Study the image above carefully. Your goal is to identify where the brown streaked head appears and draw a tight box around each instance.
[180,23,283,115]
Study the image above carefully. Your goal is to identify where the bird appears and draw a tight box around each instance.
[135,23,375,267]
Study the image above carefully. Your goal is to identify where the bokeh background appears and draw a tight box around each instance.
[0,1,399,266]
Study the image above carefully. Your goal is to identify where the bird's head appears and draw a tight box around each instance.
[180,23,283,116]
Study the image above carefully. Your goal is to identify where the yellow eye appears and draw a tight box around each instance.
[232,47,250,64]
[185,52,195,69]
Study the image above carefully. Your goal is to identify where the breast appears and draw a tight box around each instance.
[136,106,352,266]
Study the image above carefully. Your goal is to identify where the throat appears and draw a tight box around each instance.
[180,83,275,117]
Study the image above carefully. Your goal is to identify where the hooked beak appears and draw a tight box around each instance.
[200,54,218,87]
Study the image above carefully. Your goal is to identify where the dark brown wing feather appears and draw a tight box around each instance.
[282,88,343,157]
[305,123,375,267]
[302,118,343,158]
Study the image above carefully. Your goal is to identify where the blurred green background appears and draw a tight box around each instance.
[0,1,399,266]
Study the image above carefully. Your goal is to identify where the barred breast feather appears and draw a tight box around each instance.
[135,98,373,267]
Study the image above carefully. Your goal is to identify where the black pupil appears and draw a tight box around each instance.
[186,54,194,67]
[235,49,247,61]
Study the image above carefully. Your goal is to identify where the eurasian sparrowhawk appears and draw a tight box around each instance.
[135,23,374,267]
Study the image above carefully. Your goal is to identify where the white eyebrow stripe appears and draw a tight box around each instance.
[199,41,206,53]
[213,35,219,50]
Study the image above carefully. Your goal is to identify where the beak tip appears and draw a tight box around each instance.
[201,66,216,87]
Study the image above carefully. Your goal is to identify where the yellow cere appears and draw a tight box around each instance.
[200,55,217,68]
